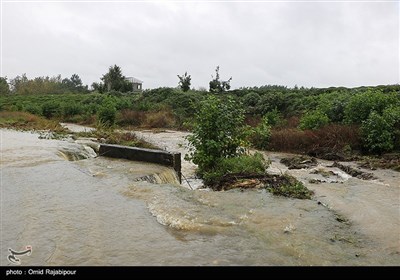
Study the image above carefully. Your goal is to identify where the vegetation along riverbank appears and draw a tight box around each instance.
[1,69,399,193]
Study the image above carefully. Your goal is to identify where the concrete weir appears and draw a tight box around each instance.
[99,144,181,183]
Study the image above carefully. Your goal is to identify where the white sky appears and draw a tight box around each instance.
[1,0,399,89]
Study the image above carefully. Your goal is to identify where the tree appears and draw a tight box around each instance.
[100,65,132,93]
[62,74,84,92]
[91,82,104,93]
[70,74,83,89]
[177,71,191,92]
[209,66,232,93]
[0,77,10,95]
[185,95,249,175]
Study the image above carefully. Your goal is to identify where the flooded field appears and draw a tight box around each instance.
[1,128,399,265]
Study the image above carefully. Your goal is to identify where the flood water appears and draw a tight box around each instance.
[1,128,399,265]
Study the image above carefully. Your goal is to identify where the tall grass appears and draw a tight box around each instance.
[268,124,360,154]
[0,111,65,131]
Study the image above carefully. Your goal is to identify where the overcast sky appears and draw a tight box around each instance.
[1,0,399,89]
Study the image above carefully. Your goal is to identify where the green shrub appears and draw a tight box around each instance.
[41,101,61,118]
[24,104,42,115]
[203,153,268,185]
[243,92,260,107]
[383,106,400,150]
[62,102,84,118]
[185,95,250,176]
[97,97,117,127]
[250,114,271,150]
[344,90,398,124]
[361,111,394,154]
[317,91,349,123]
[263,108,282,126]
[299,110,329,130]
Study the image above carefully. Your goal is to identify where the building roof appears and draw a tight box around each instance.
[126,77,143,84]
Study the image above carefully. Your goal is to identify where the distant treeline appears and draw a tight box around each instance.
[0,74,89,95]
[0,75,399,155]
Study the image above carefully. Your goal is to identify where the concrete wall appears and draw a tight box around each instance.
[99,144,181,183]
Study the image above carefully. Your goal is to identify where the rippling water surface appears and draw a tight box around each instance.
[1,129,399,265]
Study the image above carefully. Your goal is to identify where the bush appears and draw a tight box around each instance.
[242,92,260,107]
[299,110,329,130]
[263,108,282,127]
[383,106,400,150]
[62,102,84,118]
[202,153,268,185]
[97,97,117,127]
[250,114,271,150]
[344,90,398,124]
[41,101,61,118]
[361,110,397,154]
[317,91,349,123]
[185,95,250,176]
[24,104,42,115]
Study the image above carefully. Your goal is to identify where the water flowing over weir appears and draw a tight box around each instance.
[1,128,399,265]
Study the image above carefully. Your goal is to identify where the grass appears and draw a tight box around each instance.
[358,154,400,172]
[202,153,269,186]
[75,128,159,150]
[208,171,314,199]
[0,111,157,150]
[0,111,66,132]
[268,124,361,157]
[267,174,314,199]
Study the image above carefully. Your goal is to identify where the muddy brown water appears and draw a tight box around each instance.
[1,127,399,265]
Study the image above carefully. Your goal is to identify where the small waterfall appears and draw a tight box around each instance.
[57,145,97,161]
[133,169,180,185]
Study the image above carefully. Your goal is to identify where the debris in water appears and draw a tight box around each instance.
[208,173,314,199]
[329,162,376,180]
[310,168,338,178]
[280,156,318,169]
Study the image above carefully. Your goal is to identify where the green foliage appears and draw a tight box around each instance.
[41,101,61,118]
[254,92,287,115]
[382,105,400,127]
[62,74,87,92]
[268,174,313,199]
[242,92,260,107]
[209,66,232,93]
[97,97,117,127]
[361,107,400,154]
[62,102,84,118]
[91,82,104,93]
[9,73,88,95]
[202,153,269,185]
[344,90,398,124]
[263,108,282,126]
[299,110,330,130]
[100,65,132,93]
[177,71,191,92]
[24,104,42,115]
[384,106,400,150]
[317,91,349,123]
[0,77,10,95]
[185,95,249,176]
[250,114,271,150]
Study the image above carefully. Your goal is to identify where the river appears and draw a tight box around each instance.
[1,127,399,265]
